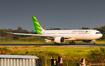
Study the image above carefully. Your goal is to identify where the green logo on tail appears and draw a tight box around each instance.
[32,16,43,34]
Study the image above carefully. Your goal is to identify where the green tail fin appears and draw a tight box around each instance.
[32,16,44,34]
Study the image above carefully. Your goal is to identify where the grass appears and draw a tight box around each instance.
[37,46,97,55]
[1,46,105,66]
[0,41,44,44]
[0,45,105,66]
[0,46,101,60]
[0,40,105,44]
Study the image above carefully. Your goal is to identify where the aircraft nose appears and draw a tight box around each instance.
[99,34,103,38]
[100,34,103,37]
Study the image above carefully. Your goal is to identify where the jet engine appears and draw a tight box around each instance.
[54,37,65,43]
[82,40,92,43]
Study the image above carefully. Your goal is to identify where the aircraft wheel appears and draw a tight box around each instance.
[69,42,71,44]
[73,42,75,45]
[57,43,60,45]
[54,42,56,45]
[69,41,75,45]
[93,40,96,45]
[93,42,96,45]
[71,41,75,45]
[54,42,60,45]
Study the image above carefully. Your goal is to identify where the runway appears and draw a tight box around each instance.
[0,44,105,47]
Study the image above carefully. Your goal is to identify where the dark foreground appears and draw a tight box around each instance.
[0,44,105,47]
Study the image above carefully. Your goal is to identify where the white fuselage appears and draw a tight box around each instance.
[42,29,102,41]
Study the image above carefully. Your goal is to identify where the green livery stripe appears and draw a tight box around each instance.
[37,30,42,34]
[32,16,42,34]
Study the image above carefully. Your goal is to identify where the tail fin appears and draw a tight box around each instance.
[32,16,44,34]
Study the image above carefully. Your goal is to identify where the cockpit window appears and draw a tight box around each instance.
[96,32,101,34]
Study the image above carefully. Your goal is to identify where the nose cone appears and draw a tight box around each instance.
[95,31,103,39]
[100,34,103,38]
[99,34,103,38]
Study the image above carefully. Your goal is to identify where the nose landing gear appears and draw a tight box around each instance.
[93,40,96,45]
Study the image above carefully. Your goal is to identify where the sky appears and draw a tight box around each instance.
[0,0,105,31]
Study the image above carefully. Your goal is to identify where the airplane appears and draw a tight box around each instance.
[9,16,103,44]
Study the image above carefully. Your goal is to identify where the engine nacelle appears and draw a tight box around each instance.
[54,37,65,43]
[82,40,92,43]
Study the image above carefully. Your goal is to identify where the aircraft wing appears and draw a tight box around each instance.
[7,32,55,37]
[7,32,71,39]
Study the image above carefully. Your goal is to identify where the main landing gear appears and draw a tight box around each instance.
[54,42,60,45]
[69,41,75,45]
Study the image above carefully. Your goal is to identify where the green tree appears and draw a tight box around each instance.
[82,27,90,29]
[94,25,105,40]
[88,47,105,62]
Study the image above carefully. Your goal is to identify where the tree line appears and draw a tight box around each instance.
[0,26,105,41]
